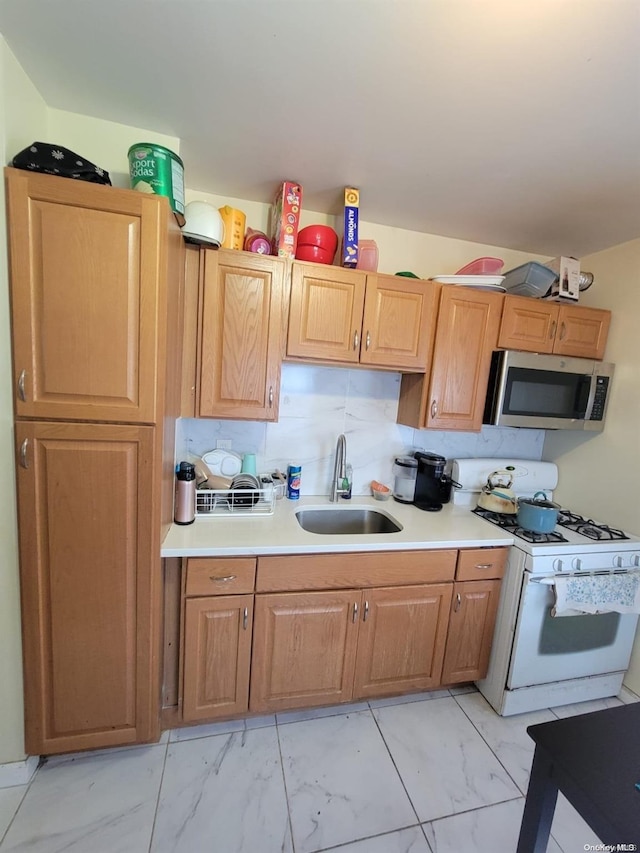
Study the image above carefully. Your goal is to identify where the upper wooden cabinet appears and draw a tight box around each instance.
[498,295,611,360]
[397,286,503,431]
[287,263,439,371]
[197,249,287,420]
[5,167,171,423]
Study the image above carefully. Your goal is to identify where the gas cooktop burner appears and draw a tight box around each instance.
[472,507,569,544]
[557,510,629,541]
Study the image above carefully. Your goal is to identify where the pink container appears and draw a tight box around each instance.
[455,257,504,275]
[356,239,379,272]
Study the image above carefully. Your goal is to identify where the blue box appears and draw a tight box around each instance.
[340,187,359,267]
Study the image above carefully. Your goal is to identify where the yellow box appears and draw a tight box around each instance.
[219,206,246,250]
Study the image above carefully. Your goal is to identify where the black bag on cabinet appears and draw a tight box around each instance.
[11,141,111,185]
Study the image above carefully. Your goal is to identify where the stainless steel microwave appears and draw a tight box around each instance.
[483,350,614,430]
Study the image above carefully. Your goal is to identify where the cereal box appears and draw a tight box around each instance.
[340,187,359,267]
[269,181,303,258]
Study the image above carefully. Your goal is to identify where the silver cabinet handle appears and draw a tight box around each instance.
[430,399,438,419]
[353,330,359,350]
[363,600,369,621]
[268,386,274,406]
[559,322,566,340]
[475,563,493,570]
[209,575,237,583]
[549,320,557,340]
[454,593,461,612]
[243,607,248,630]
[352,602,359,623]
[20,438,29,469]
[17,370,26,402]
[365,331,371,350]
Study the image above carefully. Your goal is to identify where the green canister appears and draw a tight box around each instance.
[127,142,185,221]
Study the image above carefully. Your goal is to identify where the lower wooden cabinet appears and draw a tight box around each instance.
[182,595,253,721]
[441,580,502,684]
[250,590,359,713]
[181,558,256,722]
[179,548,507,724]
[249,583,454,712]
[352,584,453,699]
[15,421,158,755]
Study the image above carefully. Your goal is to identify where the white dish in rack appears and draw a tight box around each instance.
[202,449,243,477]
[431,275,506,287]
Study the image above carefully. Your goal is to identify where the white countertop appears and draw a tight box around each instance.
[161,496,514,557]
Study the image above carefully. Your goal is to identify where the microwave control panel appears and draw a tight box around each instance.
[589,375,609,421]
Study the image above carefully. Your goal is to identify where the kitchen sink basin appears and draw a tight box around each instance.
[295,508,403,535]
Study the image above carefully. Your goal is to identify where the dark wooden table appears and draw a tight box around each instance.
[517,702,640,851]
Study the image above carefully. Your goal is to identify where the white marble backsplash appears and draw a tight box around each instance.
[177,363,544,495]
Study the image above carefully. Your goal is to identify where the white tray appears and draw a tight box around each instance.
[431,275,506,286]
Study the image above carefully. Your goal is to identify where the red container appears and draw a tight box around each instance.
[297,224,338,254]
[295,244,336,265]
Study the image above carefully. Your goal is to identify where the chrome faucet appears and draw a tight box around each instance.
[330,434,348,502]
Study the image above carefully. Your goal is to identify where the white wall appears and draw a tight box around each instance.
[543,239,640,692]
[0,36,48,765]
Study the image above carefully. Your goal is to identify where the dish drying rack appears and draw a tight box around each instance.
[195,486,275,518]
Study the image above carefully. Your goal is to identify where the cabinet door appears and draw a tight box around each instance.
[498,295,559,354]
[182,595,253,721]
[553,305,611,360]
[198,249,286,419]
[424,287,503,431]
[15,421,158,755]
[287,263,366,363]
[250,590,359,713]
[353,584,453,699]
[6,167,166,423]
[360,275,439,371]
[441,580,501,685]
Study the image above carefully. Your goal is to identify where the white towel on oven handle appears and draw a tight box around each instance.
[550,572,640,617]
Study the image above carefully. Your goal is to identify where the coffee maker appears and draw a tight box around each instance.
[413,452,457,512]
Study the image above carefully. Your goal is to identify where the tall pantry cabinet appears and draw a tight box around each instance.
[5,168,184,755]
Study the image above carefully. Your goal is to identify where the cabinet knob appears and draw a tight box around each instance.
[19,437,29,469]
[430,399,438,419]
[365,331,371,350]
[243,607,248,630]
[454,593,461,612]
[353,330,359,350]
[549,321,557,340]
[559,322,566,340]
[352,602,359,622]
[17,369,27,402]
[268,386,274,406]
[363,600,369,621]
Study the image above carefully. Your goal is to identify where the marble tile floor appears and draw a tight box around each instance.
[0,687,631,853]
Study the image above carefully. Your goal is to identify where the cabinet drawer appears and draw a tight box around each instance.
[185,558,256,596]
[256,550,457,592]
[456,548,507,581]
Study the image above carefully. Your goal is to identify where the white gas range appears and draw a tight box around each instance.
[452,458,640,716]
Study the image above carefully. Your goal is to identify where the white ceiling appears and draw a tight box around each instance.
[1,0,639,257]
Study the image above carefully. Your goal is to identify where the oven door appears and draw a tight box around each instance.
[507,572,639,689]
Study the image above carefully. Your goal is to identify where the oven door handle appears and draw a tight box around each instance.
[530,569,635,583]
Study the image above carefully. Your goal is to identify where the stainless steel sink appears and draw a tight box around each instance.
[295,508,403,535]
